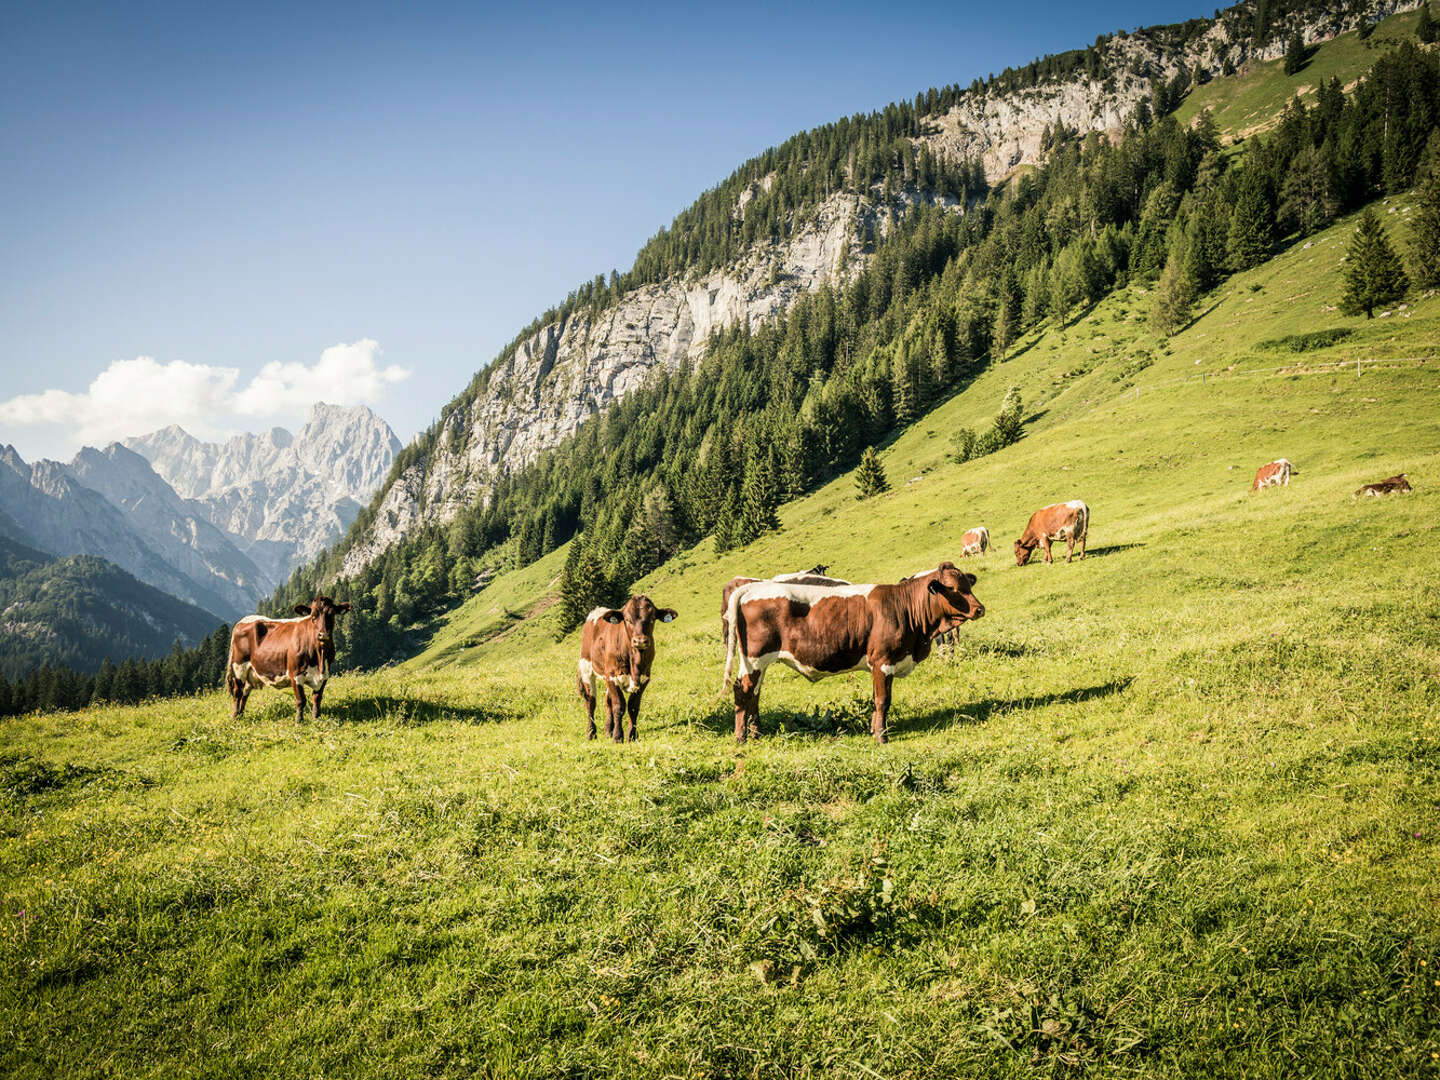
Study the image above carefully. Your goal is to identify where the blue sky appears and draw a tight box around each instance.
[0,0,1206,459]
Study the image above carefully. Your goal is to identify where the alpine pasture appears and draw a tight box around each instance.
[4,189,1438,1077]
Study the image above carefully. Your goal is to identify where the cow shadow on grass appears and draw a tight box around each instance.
[892,678,1132,736]
[1083,542,1146,559]
[318,694,505,727]
[681,678,1132,740]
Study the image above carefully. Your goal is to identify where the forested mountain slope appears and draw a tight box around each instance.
[271,0,1435,670]
[0,537,221,680]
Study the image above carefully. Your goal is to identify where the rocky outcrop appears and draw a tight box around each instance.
[916,1,1421,177]
[127,403,400,581]
[339,190,948,575]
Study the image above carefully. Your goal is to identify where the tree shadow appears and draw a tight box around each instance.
[681,678,1133,740]
[1083,542,1147,559]
[321,694,506,727]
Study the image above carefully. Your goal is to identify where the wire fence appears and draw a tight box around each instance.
[1121,354,1435,399]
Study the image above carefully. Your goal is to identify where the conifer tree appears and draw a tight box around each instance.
[1151,253,1196,335]
[558,533,606,634]
[1409,159,1440,288]
[1227,171,1275,270]
[1284,30,1306,75]
[1418,2,1435,45]
[854,446,890,500]
[1341,209,1408,317]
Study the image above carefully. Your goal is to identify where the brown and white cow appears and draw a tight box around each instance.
[577,595,677,742]
[227,596,352,721]
[1013,501,1089,565]
[961,527,990,557]
[1355,474,1411,497]
[719,569,851,640]
[721,563,985,744]
[1252,458,1297,491]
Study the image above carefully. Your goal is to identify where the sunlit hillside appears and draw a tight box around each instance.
[4,170,1437,1074]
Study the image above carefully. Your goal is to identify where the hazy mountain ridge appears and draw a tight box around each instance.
[0,444,237,619]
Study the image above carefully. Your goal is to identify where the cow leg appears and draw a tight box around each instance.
[311,683,324,721]
[733,671,763,743]
[1042,536,1054,564]
[292,677,307,724]
[625,686,644,742]
[1077,529,1087,560]
[871,667,894,744]
[1066,532,1076,563]
[606,682,626,743]
[579,674,597,740]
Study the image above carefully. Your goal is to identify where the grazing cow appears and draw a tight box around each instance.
[227,597,352,721]
[1356,474,1411,497]
[577,595,677,742]
[720,569,851,640]
[721,563,985,744]
[961,527,990,557]
[1252,459,1297,491]
[1014,501,1089,565]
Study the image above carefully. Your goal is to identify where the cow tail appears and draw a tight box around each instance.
[720,582,747,696]
[1081,502,1090,542]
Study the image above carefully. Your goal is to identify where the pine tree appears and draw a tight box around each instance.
[991,387,1024,449]
[1340,208,1409,318]
[854,446,891,500]
[1284,30,1306,75]
[735,452,781,546]
[1409,161,1440,288]
[558,533,605,634]
[1418,2,1435,45]
[1227,171,1275,270]
[1151,253,1196,335]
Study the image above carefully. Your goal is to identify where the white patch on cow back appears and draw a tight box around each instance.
[235,614,307,627]
[585,607,612,624]
[735,581,876,604]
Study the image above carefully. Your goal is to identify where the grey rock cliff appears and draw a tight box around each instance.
[126,403,400,582]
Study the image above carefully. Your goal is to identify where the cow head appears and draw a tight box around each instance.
[1013,538,1038,566]
[293,596,353,648]
[1396,474,1412,491]
[599,595,677,658]
[922,562,985,632]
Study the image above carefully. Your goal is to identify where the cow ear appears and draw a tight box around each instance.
[335,602,352,613]
[927,579,944,594]
[658,609,677,623]
[602,610,625,624]
[294,604,312,616]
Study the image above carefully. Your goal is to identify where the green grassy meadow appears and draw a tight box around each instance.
[5,182,1440,1077]
[1175,7,1427,138]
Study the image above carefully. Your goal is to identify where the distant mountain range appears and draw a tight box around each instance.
[126,402,401,582]
[0,403,400,676]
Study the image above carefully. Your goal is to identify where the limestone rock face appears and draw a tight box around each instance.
[127,403,400,582]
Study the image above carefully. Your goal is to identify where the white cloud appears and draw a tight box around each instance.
[233,339,408,416]
[0,341,410,458]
